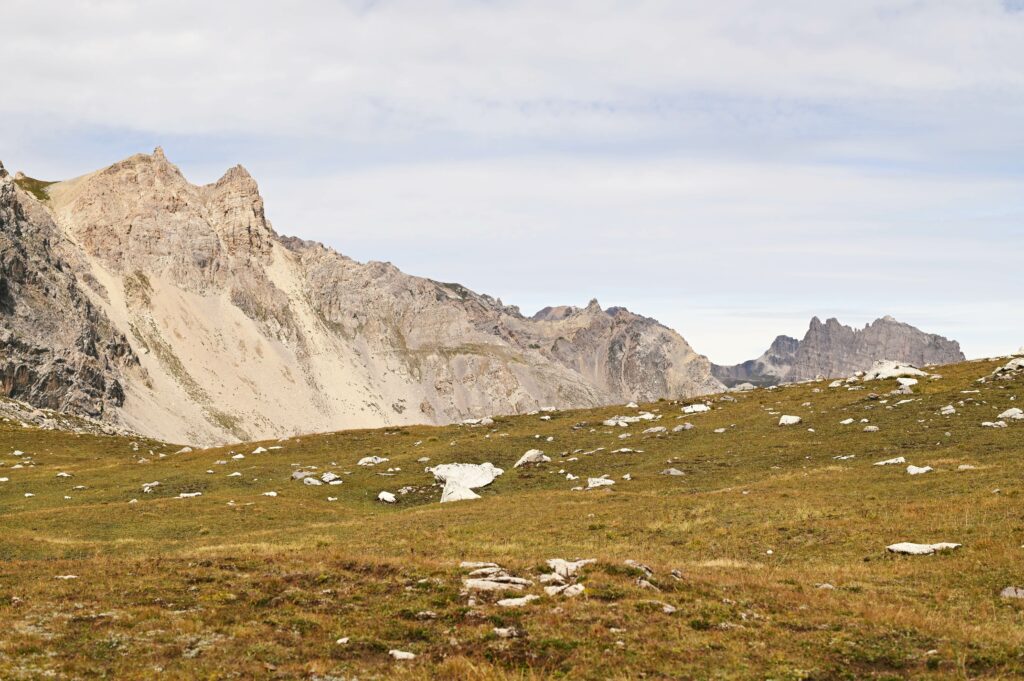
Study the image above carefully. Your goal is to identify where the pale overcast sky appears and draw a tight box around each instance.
[2,1,1022,363]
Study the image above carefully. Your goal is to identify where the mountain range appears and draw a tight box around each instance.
[0,149,964,444]
[712,316,965,387]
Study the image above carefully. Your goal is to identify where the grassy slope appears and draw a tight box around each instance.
[12,176,56,202]
[1,358,1022,679]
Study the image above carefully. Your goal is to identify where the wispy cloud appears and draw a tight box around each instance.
[2,0,1021,361]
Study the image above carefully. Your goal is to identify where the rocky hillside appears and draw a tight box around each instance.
[713,315,965,387]
[0,150,722,444]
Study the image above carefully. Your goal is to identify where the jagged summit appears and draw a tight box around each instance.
[1,148,723,444]
[712,315,965,387]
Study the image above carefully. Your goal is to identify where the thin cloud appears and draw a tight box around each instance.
[1,0,1021,361]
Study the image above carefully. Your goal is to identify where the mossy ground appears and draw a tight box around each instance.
[1,359,1023,679]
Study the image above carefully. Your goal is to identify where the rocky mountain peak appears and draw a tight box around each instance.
[713,315,964,387]
[2,148,725,443]
[0,160,7,179]
[532,305,577,321]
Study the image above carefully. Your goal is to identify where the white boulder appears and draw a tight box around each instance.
[514,449,551,467]
[389,650,416,661]
[440,480,482,503]
[886,542,961,555]
[778,415,802,426]
[546,558,596,579]
[586,475,615,489]
[863,361,928,381]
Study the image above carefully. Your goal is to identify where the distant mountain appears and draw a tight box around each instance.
[0,150,723,444]
[712,316,965,387]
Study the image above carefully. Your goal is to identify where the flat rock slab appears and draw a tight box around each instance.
[497,594,539,608]
[886,542,961,555]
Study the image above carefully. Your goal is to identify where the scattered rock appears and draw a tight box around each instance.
[778,415,802,426]
[377,491,397,503]
[874,457,906,466]
[906,465,933,475]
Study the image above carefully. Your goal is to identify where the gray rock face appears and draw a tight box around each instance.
[712,316,964,387]
[0,150,723,444]
[1,162,139,418]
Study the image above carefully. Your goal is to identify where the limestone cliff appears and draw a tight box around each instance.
[1,149,723,444]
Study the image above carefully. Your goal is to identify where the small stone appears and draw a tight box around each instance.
[1000,586,1024,599]
[389,649,416,660]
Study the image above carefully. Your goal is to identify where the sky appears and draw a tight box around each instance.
[2,0,1022,363]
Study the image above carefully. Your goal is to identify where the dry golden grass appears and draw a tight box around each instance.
[1,358,1023,678]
